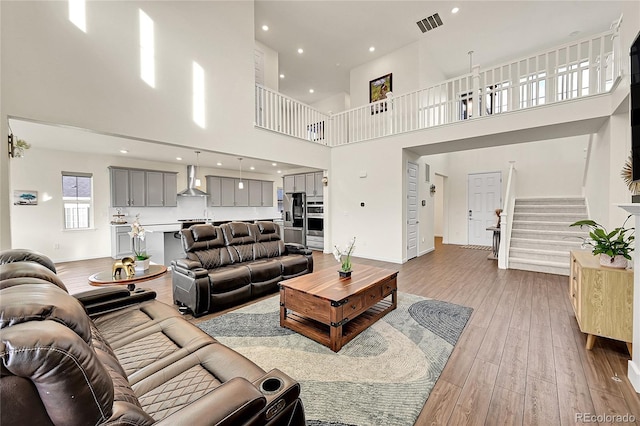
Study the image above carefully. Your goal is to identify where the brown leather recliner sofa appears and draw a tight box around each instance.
[0,249,305,426]
[172,221,313,316]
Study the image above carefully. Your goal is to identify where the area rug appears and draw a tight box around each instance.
[460,244,492,251]
[197,292,472,426]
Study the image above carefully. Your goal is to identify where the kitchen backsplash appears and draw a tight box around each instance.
[110,196,280,225]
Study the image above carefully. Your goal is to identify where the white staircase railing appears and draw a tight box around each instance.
[255,27,620,147]
[499,162,517,269]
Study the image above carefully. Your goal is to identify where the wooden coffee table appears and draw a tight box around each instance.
[88,264,167,291]
[279,264,398,352]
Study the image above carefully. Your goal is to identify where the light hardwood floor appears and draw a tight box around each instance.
[56,238,640,425]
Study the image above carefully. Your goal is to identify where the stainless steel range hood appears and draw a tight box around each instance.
[178,165,208,197]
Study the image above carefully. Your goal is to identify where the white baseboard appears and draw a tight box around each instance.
[629,360,640,393]
[418,248,434,257]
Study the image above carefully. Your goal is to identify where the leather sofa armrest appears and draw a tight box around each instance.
[154,377,266,426]
[173,266,209,279]
[173,258,203,270]
[285,243,312,256]
[73,286,131,304]
[73,287,157,316]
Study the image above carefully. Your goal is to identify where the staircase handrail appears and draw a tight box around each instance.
[499,162,517,269]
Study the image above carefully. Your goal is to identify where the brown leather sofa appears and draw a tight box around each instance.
[172,221,313,316]
[0,249,305,426]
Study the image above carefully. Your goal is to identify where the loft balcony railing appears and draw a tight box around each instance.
[255,26,621,147]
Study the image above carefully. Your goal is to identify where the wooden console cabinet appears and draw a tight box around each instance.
[569,251,633,354]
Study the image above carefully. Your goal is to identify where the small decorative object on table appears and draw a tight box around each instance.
[569,215,634,269]
[129,214,151,271]
[334,237,356,278]
[112,257,136,278]
[495,208,503,228]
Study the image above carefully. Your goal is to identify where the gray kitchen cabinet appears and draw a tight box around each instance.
[261,181,273,206]
[284,175,295,193]
[111,225,132,258]
[249,180,262,207]
[147,172,177,207]
[306,171,323,200]
[221,177,236,206]
[294,174,306,192]
[163,173,178,207]
[110,167,146,207]
[146,171,165,207]
[234,179,249,206]
[206,176,222,206]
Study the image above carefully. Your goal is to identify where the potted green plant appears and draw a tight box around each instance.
[333,237,356,278]
[569,215,634,268]
[128,214,151,271]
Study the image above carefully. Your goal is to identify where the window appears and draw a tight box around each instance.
[139,9,155,87]
[193,61,205,128]
[68,0,86,32]
[307,121,325,141]
[62,172,92,229]
[557,60,589,100]
[484,81,510,115]
[519,72,546,109]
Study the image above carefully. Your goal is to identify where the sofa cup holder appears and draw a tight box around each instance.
[259,377,284,395]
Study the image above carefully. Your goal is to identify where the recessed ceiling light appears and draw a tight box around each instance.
[369,46,375,52]
[250,166,255,170]
[297,48,304,54]
[272,163,277,166]
[262,25,269,31]
[277,170,282,174]
[176,157,182,161]
[451,7,459,13]
[120,150,128,154]
[309,89,314,93]
[216,162,222,166]
[279,74,285,79]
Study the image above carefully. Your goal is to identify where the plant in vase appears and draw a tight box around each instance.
[128,214,151,270]
[334,237,356,278]
[569,215,634,268]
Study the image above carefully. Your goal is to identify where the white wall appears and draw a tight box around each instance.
[434,174,445,237]
[9,147,283,262]
[255,40,279,91]
[330,139,403,263]
[349,42,420,108]
[584,122,611,225]
[311,92,350,115]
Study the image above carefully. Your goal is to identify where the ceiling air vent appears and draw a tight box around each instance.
[416,13,443,33]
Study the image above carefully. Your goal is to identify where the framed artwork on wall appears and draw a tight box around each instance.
[13,190,38,205]
[369,73,392,114]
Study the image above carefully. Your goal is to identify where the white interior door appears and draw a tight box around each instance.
[468,171,502,246]
[407,162,418,259]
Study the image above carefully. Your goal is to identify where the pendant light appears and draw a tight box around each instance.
[238,157,244,189]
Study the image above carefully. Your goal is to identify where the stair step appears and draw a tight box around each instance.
[510,237,584,251]
[511,228,586,241]
[511,220,582,231]
[508,257,570,276]
[509,247,571,262]
[514,205,587,214]
[513,212,588,222]
[516,197,586,206]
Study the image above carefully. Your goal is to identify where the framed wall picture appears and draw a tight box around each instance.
[369,73,392,114]
[14,190,38,205]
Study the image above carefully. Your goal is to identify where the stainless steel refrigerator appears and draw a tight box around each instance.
[283,192,306,246]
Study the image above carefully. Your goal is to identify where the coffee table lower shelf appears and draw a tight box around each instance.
[281,298,394,351]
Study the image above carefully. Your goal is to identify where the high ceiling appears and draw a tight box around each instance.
[255,0,628,104]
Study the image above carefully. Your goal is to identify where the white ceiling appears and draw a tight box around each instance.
[255,0,627,104]
[8,118,301,175]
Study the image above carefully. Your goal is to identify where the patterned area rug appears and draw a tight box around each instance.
[198,292,473,426]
